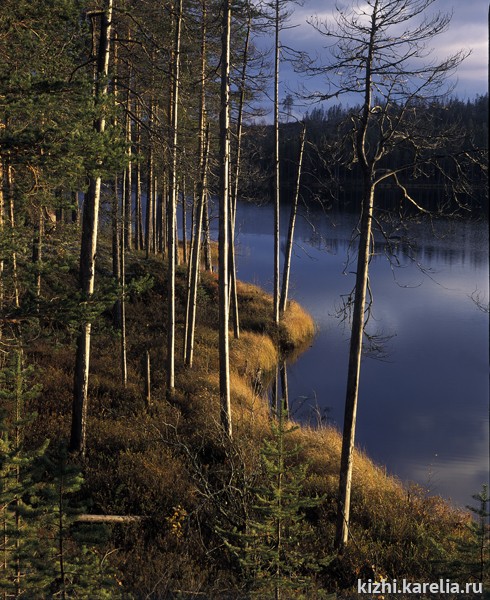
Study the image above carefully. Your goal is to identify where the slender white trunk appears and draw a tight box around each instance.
[273,0,280,325]
[228,11,251,340]
[279,124,305,314]
[185,126,210,367]
[335,184,374,549]
[167,0,183,394]
[70,0,113,455]
[219,0,232,437]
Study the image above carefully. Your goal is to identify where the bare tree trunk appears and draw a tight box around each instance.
[184,126,210,367]
[184,6,208,363]
[112,178,121,329]
[219,0,232,437]
[228,10,251,341]
[144,350,151,408]
[6,161,19,308]
[120,159,128,387]
[135,104,143,251]
[273,0,281,325]
[279,124,305,314]
[145,136,154,258]
[167,0,183,394]
[335,7,376,549]
[203,194,212,271]
[124,102,133,251]
[70,0,113,456]
[181,178,187,264]
[32,205,44,300]
[152,175,158,253]
[161,174,168,256]
[122,53,133,252]
[335,184,374,549]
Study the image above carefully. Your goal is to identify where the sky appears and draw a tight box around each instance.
[254,0,488,116]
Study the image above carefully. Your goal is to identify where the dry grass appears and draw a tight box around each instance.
[280,299,316,348]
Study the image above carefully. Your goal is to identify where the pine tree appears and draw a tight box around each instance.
[32,444,125,599]
[448,486,490,586]
[225,411,329,599]
[0,349,48,599]
[0,351,126,598]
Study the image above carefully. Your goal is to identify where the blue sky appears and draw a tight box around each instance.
[254,0,488,115]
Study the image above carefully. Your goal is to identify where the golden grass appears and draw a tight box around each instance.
[280,299,316,348]
[229,330,278,377]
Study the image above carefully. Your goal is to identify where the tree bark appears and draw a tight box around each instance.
[70,0,113,456]
[335,183,374,549]
[279,124,305,314]
[181,177,187,264]
[167,0,183,394]
[335,1,378,549]
[228,10,251,340]
[273,0,281,325]
[184,126,210,367]
[219,0,232,438]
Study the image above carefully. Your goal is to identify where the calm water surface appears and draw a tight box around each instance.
[231,200,489,508]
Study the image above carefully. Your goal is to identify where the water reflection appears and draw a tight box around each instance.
[233,200,489,508]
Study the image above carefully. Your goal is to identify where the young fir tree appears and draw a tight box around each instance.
[0,351,125,598]
[32,444,125,600]
[225,410,329,599]
[0,349,48,598]
[448,485,490,586]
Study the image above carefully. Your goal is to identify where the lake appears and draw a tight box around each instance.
[229,199,489,509]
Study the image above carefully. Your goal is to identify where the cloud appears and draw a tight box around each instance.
[274,0,488,103]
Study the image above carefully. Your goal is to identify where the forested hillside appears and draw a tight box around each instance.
[0,0,488,597]
[242,95,488,207]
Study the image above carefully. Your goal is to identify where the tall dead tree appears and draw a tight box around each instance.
[70,0,113,455]
[305,0,469,550]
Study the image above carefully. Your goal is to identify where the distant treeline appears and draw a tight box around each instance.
[240,95,488,213]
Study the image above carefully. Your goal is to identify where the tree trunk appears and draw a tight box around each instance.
[335,4,377,549]
[145,99,154,258]
[228,10,251,340]
[219,0,232,437]
[184,5,208,364]
[184,126,210,367]
[124,83,133,251]
[144,350,151,408]
[6,161,19,309]
[181,178,187,264]
[120,171,128,388]
[335,183,374,550]
[70,0,113,456]
[203,194,212,271]
[279,124,305,314]
[273,0,281,325]
[32,205,44,300]
[112,178,121,329]
[167,0,183,394]
[135,104,143,251]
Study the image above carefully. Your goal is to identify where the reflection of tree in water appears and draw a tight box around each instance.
[293,204,488,271]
